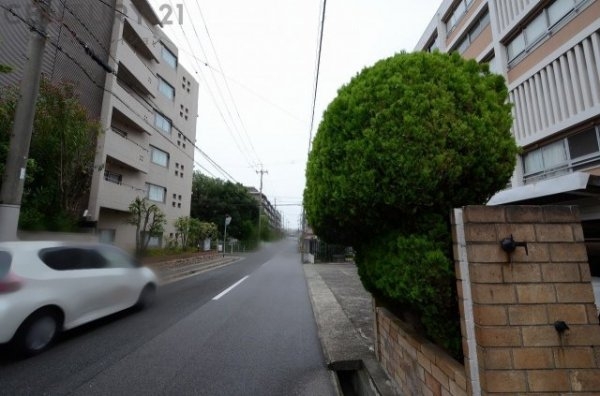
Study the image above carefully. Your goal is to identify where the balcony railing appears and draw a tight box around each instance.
[105,128,149,173]
[98,178,145,213]
[116,41,157,96]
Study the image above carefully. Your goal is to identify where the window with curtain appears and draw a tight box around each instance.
[147,183,166,202]
[150,146,169,167]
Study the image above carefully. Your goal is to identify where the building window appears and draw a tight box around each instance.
[426,34,438,52]
[446,0,475,32]
[161,43,177,69]
[567,127,599,160]
[158,76,175,100]
[104,170,122,184]
[150,146,169,167]
[142,232,162,248]
[147,183,166,202]
[523,125,600,182]
[451,9,490,54]
[99,229,116,244]
[506,0,582,63]
[155,112,171,135]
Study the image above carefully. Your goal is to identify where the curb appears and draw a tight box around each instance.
[147,256,243,284]
[303,264,398,396]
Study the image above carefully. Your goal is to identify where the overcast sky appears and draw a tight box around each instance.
[148,0,442,230]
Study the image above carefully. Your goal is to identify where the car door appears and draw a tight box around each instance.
[39,246,132,328]
[93,245,144,308]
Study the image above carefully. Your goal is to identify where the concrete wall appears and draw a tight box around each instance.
[374,205,600,395]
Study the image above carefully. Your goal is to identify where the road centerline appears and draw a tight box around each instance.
[212,275,249,300]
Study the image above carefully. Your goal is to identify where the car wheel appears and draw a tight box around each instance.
[135,284,156,309]
[14,309,61,357]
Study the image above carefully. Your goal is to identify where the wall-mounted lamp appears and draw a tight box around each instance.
[500,234,528,256]
[554,320,569,334]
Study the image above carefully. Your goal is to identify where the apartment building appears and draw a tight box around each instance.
[87,0,199,250]
[247,187,282,232]
[415,0,600,266]
[0,0,199,251]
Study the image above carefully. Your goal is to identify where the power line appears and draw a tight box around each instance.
[172,1,261,171]
[50,5,238,182]
[2,4,237,185]
[192,0,262,167]
[308,0,327,154]
[161,0,259,172]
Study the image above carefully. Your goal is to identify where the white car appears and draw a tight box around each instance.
[0,241,158,357]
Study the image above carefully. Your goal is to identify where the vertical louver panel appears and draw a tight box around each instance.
[509,30,600,144]
[494,0,536,34]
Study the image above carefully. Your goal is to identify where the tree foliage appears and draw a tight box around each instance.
[190,172,260,243]
[0,77,101,230]
[174,216,217,249]
[128,197,166,256]
[304,51,517,359]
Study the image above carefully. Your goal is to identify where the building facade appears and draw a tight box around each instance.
[0,0,199,251]
[247,186,282,232]
[415,0,600,268]
[88,0,199,250]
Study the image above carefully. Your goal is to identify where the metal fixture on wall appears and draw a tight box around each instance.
[500,234,528,262]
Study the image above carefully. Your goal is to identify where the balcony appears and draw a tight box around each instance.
[99,177,145,213]
[116,42,156,96]
[122,6,159,61]
[111,82,153,133]
[104,128,149,173]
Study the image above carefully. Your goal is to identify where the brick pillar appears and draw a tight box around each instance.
[452,205,600,395]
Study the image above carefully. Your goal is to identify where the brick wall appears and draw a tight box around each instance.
[454,205,600,394]
[375,306,468,395]
[373,205,600,395]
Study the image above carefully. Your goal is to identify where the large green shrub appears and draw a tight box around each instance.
[304,51,517,359]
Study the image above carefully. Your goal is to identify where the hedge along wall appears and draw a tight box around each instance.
[374,205,600,395]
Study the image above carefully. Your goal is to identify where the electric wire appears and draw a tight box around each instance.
[307,0,327,154]
[1,4,235,183]
[191,0,262,167]
[164,0,259,171]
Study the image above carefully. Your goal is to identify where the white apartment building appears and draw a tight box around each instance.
[87,0,199,251]
[0,0,198,251]
[415,0,600,267]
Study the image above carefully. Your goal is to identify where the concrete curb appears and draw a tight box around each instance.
[303,264,398,396]
[148,256,243,284]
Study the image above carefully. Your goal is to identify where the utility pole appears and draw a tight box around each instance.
[0,0,52,241]
[256,166,268,243]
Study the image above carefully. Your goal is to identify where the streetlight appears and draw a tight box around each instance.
[223,214,232,257]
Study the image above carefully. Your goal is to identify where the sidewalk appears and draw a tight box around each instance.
[303,262,398,395]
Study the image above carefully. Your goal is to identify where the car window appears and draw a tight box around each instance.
[95,245,137,269]
[0,250,11,278]
[40,247,108,270]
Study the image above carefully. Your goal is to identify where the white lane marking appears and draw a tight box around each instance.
[212,275,249,300]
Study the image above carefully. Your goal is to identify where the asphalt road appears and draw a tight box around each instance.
[0,238,335,396]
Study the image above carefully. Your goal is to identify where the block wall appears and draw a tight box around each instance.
[454,205,600,394]
[375,306,468,396]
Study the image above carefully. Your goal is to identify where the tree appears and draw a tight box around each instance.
[128,197,166,256]
[174,216,217,249]
[0,77,101,230]
[190,172,259,243]
[304,51,518,358]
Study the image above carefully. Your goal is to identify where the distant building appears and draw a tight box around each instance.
[0,0,199,251]
[246,187,282,231]
[415,0,600,267]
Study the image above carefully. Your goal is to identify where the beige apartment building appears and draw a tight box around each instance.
[87,0,199,250]
[416,0,600,268]
[0,0,198,251]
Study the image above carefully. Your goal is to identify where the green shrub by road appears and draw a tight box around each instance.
[304,51,517,359]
